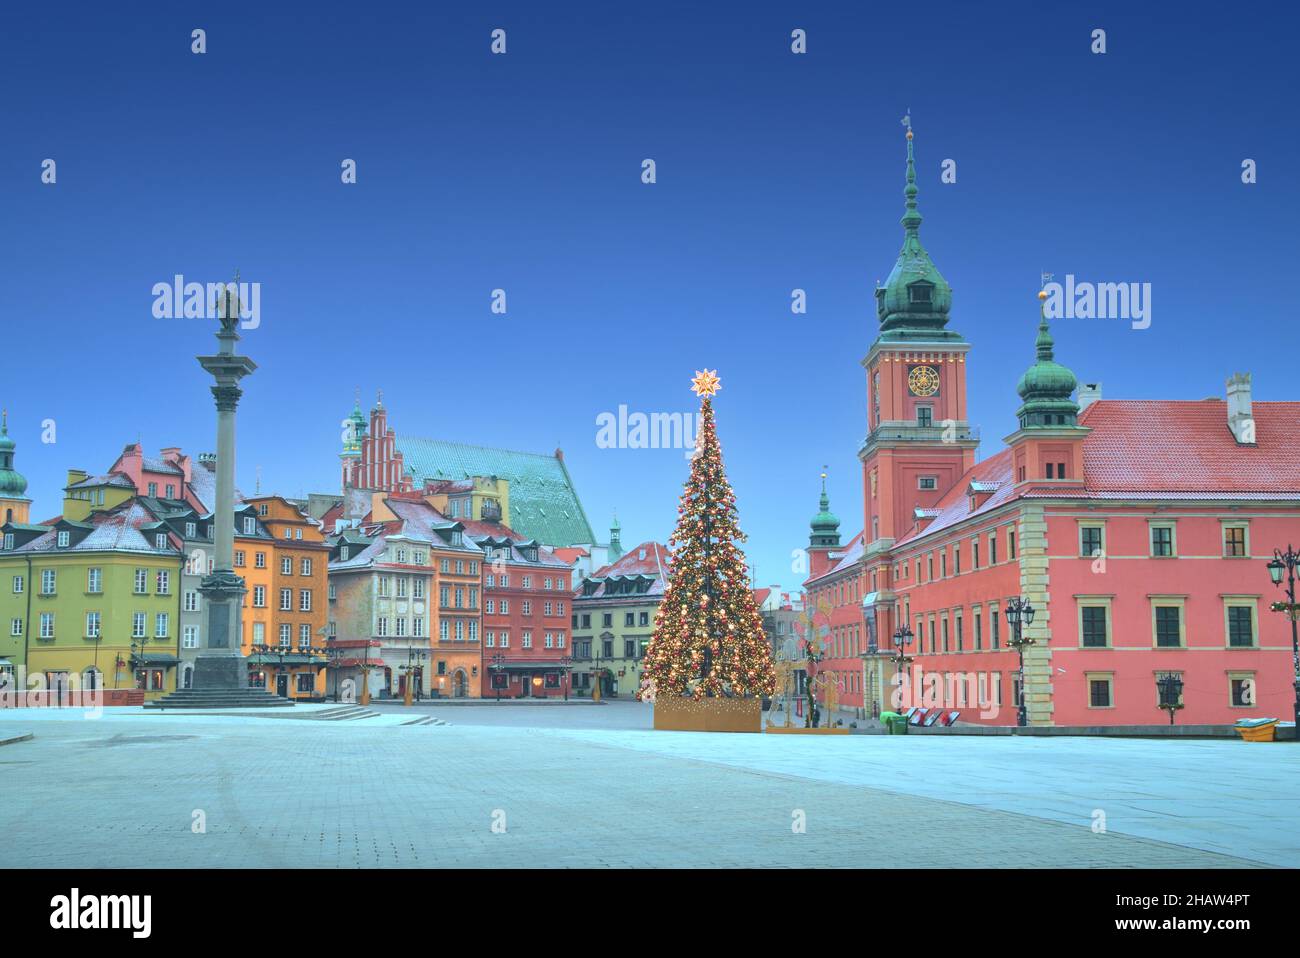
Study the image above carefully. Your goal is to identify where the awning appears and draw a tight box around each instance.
[246,653,327,666]
[134,653,180,666]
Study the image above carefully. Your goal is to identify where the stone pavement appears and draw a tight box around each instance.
[0,704,1288,868]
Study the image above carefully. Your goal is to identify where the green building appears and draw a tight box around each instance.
[570,541,669,698]
[0,500,184,696]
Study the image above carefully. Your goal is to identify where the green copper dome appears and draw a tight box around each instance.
[875,128,957,340]
[809,475,841,548]
[0,414,27,498]
[1015,310,1080,429]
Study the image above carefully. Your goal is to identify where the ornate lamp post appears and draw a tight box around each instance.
[402,646,426,706]
[1156,671,1185,725]
[558,655,573,701]
[1267,546,1300,739]
[490,652,507,703]
[1004,597,1036,727]
[890,625,913,715]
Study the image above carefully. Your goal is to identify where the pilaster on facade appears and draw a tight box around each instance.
[1018,504,1054,726]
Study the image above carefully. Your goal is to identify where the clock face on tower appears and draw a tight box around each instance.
[908,365,940,397]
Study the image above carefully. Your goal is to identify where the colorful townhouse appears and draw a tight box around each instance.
[243,495,330,698]
[327,493,484,699]
[0,500,184,698]
[807,126,1300,727]
[0,415,32,683]
[464,518,575,698]
[570,542,670,698]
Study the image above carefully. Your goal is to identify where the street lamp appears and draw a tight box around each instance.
[1268,545,1300,739]
[558,655,573,701]
[1156,671,1184,725]
[890,625,914,715]
[1004,597,1036,727]
[402,646,426,706]
[490,652,507,703]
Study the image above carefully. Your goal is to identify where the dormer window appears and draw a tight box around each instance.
[155,533,168,550]
[340,546,350,561]
[57,531,70,548]
[451,531,462,546]
[243,517,255,535]
[908,283,933,305]
[185,522,196,538]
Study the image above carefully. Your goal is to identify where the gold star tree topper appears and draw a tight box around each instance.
[690,369,721,397]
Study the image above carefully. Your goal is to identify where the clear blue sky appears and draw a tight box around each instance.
[2,1,1295,596]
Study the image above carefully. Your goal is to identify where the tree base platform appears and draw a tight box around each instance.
[653,695,761,733]
[764,726,852,735]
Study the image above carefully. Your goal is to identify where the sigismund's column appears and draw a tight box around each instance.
[192,281,257,690]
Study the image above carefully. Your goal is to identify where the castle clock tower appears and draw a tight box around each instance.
[860,121,980,550]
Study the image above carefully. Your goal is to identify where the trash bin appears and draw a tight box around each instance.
[893,716,909,735]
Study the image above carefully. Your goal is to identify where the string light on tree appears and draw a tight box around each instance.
[640,370,777,703]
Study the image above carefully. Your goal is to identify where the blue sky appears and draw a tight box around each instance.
[2,1,1295,595]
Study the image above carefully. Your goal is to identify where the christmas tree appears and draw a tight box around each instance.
[639,370,777,701]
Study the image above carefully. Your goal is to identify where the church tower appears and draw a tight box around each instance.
[860,120,979,549]
[807,470,841,579]
[0,411,31,526]
[340,391,367,490]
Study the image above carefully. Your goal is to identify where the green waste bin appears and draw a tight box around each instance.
[880,711,907,735]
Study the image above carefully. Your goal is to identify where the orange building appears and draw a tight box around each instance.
[241,495,331,698]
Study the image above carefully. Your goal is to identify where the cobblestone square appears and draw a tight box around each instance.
[0,702,1292,868]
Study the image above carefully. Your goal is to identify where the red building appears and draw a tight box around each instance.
[464,520,576,697]
[807,126,1300,727]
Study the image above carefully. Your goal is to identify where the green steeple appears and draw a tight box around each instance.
[0,410,28,498]
[609,512,623,561]
[875,120,961,342]
[1015,295,1080,428]
[342,390,366,457]
[809,471,840,549]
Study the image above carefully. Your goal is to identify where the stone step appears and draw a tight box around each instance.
[144,688,295,710]
[312,705,382,721]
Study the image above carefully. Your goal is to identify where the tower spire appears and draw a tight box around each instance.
[902,112,922,235]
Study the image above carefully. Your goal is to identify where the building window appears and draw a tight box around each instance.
[1080,525,1104,558]
[253,585,266,607]
[86,567,102,593]
[300,590,312,612]
[155,612,169,638]
[243,517,255,535]
[1087,674,1114,708]
[85,611,101,638]
[281,557,293,575]
[1223,525,1248,557]
[9,575,20,594]
[1154,605,1183,648]
[183,626,199,649]
[1229,673,1256,707]
[916,406,933,427]
[301,558,312,576]
[132,612,146,638]
[1080,605,1108,647]
[280,588,292,611]
[1226,603,1256,647]
[234,551,245,568]
[40,569,56,595]
[1007,528,1016,559]
[184,591,199,612]
[1150,525,1175,558]
[990,606,1000,649]
[918,476,937,491]
[255,552,266,568]
[279,624,292,647]
[990,534,998,565]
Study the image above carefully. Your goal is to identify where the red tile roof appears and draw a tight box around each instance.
[551,547,590,564]
[891,399,1300,549]
[1078,399,1300,494]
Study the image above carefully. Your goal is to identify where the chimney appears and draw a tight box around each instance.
[1226,372,1255,445]
[1077,382,1102,411]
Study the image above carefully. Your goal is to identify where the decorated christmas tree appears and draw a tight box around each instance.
[639,370,777,702]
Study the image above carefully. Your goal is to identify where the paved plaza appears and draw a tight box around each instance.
[0,701,1294,868]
